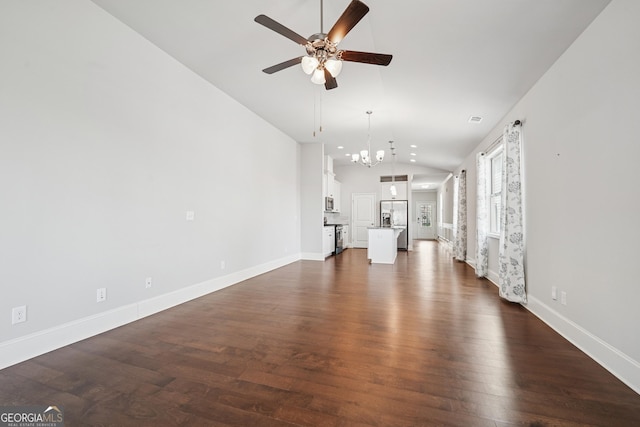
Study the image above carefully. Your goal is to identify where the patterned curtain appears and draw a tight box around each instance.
[498,123,526,303]
[475,153,488,277]
[454,170,467,261]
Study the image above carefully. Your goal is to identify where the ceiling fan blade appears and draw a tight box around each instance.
[262,57,304,74]
[340,50,393,66]
[324,68,338,90]
[327,0,369,45]
[254,15,309,46]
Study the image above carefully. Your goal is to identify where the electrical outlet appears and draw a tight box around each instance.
[561,291,567,306]
[551,286,557,300]
[186,211,195,221]
[220,260,225,270]
[145,277,152,288]
[97,288,107,302]
[12,306,27,325]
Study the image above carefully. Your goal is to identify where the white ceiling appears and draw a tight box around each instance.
[90,0,610,189]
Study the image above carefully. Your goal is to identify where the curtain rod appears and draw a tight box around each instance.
[480,119,522,155]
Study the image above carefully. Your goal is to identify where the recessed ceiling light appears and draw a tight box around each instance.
[410,144,417,148]
[410,159,416,163]
[410,153,416,156]
[421,184,429,189]
[345,153,351,157]
[337,146,344,149]
[468,116,483,123]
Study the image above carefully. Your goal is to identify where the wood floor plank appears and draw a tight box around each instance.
[1,241,639,426]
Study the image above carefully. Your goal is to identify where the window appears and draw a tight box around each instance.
[487,147,503,236]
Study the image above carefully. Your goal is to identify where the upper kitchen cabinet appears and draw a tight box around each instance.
[324,172,335,199]
[333,180,341,213]
[323,155,341,212]
[324,155,334,174]
[324,173,341,213]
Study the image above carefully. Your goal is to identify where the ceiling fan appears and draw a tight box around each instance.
[254,0,393,90]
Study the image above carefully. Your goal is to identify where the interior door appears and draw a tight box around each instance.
[416,201,436,239]
[352,193,376,248]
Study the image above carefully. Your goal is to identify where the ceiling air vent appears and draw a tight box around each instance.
[468,116,483,124]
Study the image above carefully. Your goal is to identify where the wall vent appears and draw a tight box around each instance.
[380,175,408,182]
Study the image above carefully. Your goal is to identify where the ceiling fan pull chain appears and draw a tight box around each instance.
[319,89,323,133]
[313,88,323,137]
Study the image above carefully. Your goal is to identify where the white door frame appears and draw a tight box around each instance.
[351,193,376,248]
[416,201,437,239]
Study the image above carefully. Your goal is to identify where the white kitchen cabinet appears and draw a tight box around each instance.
[367,227,404,264]
[324,155,334,174]
[342,224,350,248]
[324,174,341,212]
[381,181,408,200]
[325,173,336,199]
[333,180,341,212]
[323,226,335,257]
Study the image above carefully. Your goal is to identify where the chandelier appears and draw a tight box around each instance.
[351,111,384,167]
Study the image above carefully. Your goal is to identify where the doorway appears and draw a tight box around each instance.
[416,201,436,239]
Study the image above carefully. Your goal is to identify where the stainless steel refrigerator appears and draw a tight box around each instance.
[380,200,408,250]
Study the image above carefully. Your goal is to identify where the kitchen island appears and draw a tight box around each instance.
[367,226,405,264]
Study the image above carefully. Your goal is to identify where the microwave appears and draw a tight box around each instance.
[325,196,334,211]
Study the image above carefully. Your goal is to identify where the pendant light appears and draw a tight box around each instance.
[351,111,384,167]
[389,141,397,197]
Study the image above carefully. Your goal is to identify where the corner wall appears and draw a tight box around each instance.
[0,0,301,367]
[456,0,640,393]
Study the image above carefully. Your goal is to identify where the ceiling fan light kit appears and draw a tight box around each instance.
[255,0,392,90]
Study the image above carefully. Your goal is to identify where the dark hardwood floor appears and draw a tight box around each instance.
[1,241,639,426]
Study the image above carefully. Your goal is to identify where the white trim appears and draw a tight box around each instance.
[476,266,640,394]
[301,252,324,261]
[487,268,500,286]
[0,253,301,370]
[525,296,640,395]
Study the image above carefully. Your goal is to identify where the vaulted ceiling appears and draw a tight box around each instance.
[91,0,610,186]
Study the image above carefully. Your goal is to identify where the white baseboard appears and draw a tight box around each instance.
[525,296,640,394]
[301,252,324,261]
[0,253,301,370]
[473,265,639,394]
[487,268,499,286]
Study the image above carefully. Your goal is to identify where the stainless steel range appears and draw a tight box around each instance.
[334,225,344,254]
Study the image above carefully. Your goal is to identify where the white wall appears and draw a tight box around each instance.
[300,144,324,259]
[0,0,300,366]
[457,0,640,392]
[436,174,455,245]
